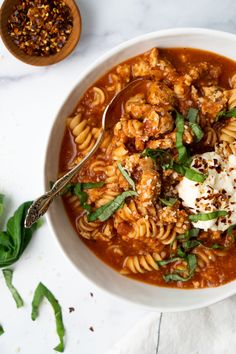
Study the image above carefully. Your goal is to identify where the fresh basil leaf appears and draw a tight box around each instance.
[177,228,200,240]
[186,108,199,123]
[182,239,201,251]
[211,243,224,250]
[82,181,105,189]
[88,191,137,222]
[0,325,4,336]
[177,246,186,258]
[117,163,136,191]
[189,210,228,222]
[173,162,207,182]
[186,254,197,275]
[175,111,188,163]
[159,197,177,207]
[227,224,236,235]
[141,148,173,170]
[163,273,191,282]
[190,123,204,142]
[31,282,65,353]
[0,202,42,268]
[2,269,24,308]
[217,108,236,121]
[157,257,181,266]
[0,194,5,218]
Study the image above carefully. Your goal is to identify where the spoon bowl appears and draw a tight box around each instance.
[0,0,82,66]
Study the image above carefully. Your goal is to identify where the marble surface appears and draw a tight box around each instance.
[1,0,236,353]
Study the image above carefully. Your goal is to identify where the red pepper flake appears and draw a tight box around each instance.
[69,307,75,313]
[90,292,94,297]
[89,326,94,332]
[7,0,73,56]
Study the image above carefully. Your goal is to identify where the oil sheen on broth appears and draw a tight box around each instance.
[59,47,236,289]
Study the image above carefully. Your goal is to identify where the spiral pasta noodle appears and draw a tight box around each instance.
[219,118,236,143]
[120,253,162,274]
[67,113,97,154]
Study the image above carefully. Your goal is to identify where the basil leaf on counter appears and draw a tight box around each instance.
[31,282,65,353]
[0,325,4,336]
[159,197,177,207]
[117,163,136,191]
[175,111,188,163]
[0,201,42,268]
[88,191,137,222]
[173,163,207,183]
[0,194,5,218]
[2,269,24,308]
[189,210,228,222]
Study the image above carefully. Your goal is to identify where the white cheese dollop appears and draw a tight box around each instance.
[176,152,236,231]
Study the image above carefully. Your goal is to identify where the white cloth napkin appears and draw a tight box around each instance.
[107,295,236,354]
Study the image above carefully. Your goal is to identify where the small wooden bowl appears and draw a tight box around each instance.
[0,0,82,66]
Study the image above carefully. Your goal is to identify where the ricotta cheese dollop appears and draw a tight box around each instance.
[176,151,236,231]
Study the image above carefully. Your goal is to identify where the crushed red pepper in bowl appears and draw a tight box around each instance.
[7,0,73,57]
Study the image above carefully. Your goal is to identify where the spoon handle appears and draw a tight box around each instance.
[24,129,105,228]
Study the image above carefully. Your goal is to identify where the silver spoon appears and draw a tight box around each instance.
[24,77,150,228]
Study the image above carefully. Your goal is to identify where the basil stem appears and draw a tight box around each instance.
[2,269,24,308]
[175,111,188,163]
[189,210,228,222]
[88,191,137,222]
[31,282,65,353]
[117,163,136,191]
[159,197,177,207]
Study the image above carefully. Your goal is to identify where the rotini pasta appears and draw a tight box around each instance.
[60,47,236,289]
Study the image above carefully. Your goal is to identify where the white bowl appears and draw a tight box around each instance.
[45,28,236,312]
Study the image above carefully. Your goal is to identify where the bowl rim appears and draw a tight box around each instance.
[45,27,236,312]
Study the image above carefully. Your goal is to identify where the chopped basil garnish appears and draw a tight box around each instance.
[173,162,207,182]
[211,243,224,250]
[0,201,42,268]
[186,108,203,142]
[177,247,186,258]
[158,257,181,266]
[117,163,136,191]
[175,111,188,163]
[227,224,236,235]
[88,191,138,222]
[82,181,105,189]
[141,148,173,170]
[189,210,228,222]
[182,239,201,251]
[0,194,5,218]
[217,108,236,121]
[0,325,4,336]
[31,282,65,353]
[177,228,200,240]
[2,269,24,308]
[163,254,197,283]
[159,197,177,207]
